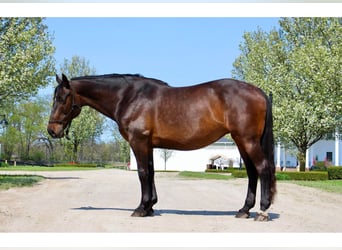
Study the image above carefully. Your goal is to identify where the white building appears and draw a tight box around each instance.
[130,136,342,172]
[307,137,342,168]
[129,137,241,171]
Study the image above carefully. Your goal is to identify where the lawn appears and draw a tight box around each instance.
[0,165,111,171]
[292,180,342,194]
[0,165,106,189]
[178,171,233,180]
[0,175,44,190]
[178,171,342,194]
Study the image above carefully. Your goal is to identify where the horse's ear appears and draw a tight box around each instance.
[56,74,62,85]
[61,73,70,89]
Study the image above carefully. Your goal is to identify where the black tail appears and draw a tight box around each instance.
[261,94,276,203]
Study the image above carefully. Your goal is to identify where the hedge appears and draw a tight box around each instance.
[53,163,99,168]
[206,168,339,181]
[327,167,342,180]
[0,162,9,168]
[276,171,328,181]
[235,171,329,181]
[231,171,248,178]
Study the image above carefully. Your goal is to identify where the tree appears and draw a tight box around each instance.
[1,97,50,161]
[159,149,174,171]
[0,18,55,108]
[232,17,342,171]
[58,55,104,162]
[112,121,130,163]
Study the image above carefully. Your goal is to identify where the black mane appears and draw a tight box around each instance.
[71,73,143,81]
[70,73,169,86]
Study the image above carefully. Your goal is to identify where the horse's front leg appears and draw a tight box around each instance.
[130,142,157,217]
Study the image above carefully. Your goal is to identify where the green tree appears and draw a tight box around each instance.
[232,17,342,171]
[112,122,130,163]
[0,18,55,108]
[59,55,104,162]
[19,99,50,159]
[1,97,50,161]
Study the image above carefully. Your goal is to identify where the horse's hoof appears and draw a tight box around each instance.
[235,210,250,219]
[147,208,154,216]
[131,208,154,217]
[131,207,147,217]
[254,211,269,221]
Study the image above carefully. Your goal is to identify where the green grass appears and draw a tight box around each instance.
[0,175,44,190]
[179,171,342,194]
[178,171,233,180]
[291,180,342,194]
[0,165,107,171]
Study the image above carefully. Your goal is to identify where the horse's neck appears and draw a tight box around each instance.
[72,80,122,120]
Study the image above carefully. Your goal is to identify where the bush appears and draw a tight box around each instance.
[231,170,248,178]
[0,162,9,168]
[53,163,98,168]
[314,161,326,168]
[275,172,292,181]
[327,167,342,180]
[276,171,328,181]
[310,165,327,171]
[208,168,331,181]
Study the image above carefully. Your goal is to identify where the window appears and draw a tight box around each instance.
[326,152,333,162]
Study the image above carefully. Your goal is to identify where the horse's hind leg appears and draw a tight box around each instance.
[235,151,258,219]
[254,158,273,221]
[234,137,272,221]
[248,146,272,221]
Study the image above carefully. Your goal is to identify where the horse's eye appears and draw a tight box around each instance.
[55,96,63,103]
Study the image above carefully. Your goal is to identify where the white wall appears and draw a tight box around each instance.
[309,139,342,166]
[129,138,342,171]
[130,145,241,172]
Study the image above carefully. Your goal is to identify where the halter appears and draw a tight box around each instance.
[48,88,81,139]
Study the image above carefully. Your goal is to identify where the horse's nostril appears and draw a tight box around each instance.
[47,128,56,138]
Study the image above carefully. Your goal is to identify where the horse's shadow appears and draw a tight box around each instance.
[72,206,280,220]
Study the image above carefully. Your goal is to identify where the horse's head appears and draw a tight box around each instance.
[47,74,81,139]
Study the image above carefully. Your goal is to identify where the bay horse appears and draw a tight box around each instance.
[47,73,276,221]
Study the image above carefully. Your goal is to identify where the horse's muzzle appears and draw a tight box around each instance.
[47,124,64,138]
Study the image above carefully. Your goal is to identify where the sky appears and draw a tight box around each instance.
[39,17,279,140]
[44,17,280,89]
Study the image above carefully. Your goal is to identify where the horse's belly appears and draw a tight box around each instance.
[152,125,227,150]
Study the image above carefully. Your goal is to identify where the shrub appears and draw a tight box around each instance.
[327,167,342,180]
[231,170,248,178]
[275,172,292,180]
[310,165,327,171]
[314,161,326,168]
[53,163,98,168]
[276,171,328,181]
[208,169,331,181]
[0,162,9,168]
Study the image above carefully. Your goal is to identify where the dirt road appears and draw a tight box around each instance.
[0,169,342,232]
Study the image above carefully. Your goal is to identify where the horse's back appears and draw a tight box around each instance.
[146,78,267,150]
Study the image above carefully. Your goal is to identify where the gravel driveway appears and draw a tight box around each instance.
[0,169,342,232]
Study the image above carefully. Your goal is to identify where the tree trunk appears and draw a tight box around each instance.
[73,142,79,163]
[297,150,306,172]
